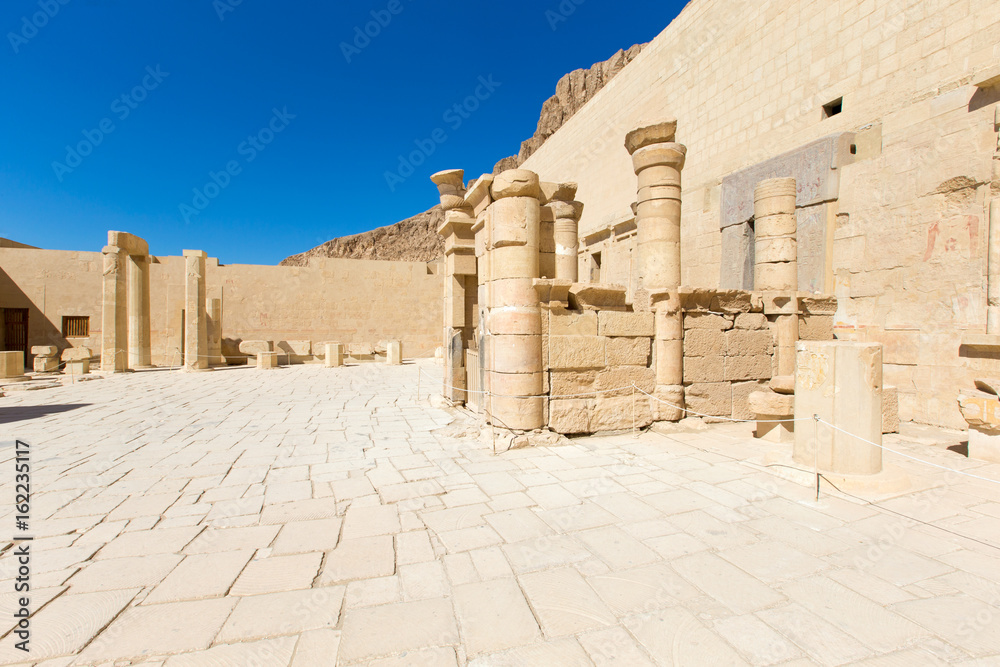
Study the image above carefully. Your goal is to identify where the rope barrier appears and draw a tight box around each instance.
[816,418,1000,487]
[633,385,813,424]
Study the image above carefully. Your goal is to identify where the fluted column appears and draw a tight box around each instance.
[487,169,544,430]
[101,245,128,372]
[183,250,210,372]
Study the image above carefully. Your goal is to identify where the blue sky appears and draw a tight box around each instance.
[0,0,686,265]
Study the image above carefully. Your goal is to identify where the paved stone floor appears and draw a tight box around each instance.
[1,362,999,666]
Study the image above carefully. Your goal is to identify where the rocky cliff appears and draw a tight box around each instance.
[280,206,445,266]
[281,44,645,266]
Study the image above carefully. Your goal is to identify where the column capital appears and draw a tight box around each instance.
[430,169,469,211]
[625,120,678,155]
[631,142,687,174]
[491,169,540,200]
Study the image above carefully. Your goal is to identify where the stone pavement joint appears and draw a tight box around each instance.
[0,363,998,665]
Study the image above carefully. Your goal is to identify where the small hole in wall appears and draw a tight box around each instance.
[823,97,843,119]
[850,144,857,155]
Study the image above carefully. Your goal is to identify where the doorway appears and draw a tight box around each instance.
[3,308,29,365]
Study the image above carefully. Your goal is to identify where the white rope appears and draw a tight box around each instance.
[816,418,1000,487]
[633,384,812,424]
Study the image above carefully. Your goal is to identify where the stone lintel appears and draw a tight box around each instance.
[532,279,572,308]
[464,174,494,215]
[568,283,628,311]
[973,64,1000,89]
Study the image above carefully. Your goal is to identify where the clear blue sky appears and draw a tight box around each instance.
[0,0,685,265]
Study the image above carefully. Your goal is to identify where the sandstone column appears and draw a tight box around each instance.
[627,121,687,419]
[101,245,128,372]
[550,188,583,282]
[988,108,1000,333]
[432,169,476,404]
[208,297,224,365]
[487,169,545,430]
[794,341,883,475]
[127,254,152,368]
[755,177,799,377]
[183,250,210,371]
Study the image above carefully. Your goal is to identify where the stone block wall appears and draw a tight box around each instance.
[544,290,837,433]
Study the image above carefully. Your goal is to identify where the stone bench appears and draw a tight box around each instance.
[32,346,60,373]
[62,347,92,375]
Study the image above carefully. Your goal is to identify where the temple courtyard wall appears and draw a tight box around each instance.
[0,247,442,367]
[519,0,1000,429]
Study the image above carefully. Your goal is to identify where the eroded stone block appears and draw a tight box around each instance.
[598,311,655,337]
[0,352,25,379]
[240,340,272,356]
[606,337,651,366]
[549,399,592,434]
[549,336,606,370]
[257,352,279,370]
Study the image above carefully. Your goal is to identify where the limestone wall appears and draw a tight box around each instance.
[0,247,443,367]
[520,0,1000,428]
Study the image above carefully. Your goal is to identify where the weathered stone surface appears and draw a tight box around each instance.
[769,375,795,394]
[683,313,733,330]
[883,385,899,434]
[735,313,768,330]
[606,337,651,366]
[62,347,92,361]
[0,351,25,378]
[726,330,773,357]
[491,169,541,200]
[599,311,654,337]
[549,336,606,370]
[540,181,579,204]
[684,355,724,383]
[731,380,769,421]
[549,399,592,434]
[652,385,685,422]
[34,357,60,372]
[684,329,725,357]
[685,383,732,417]
[625,120,678,154]
[284,340,311,356]
[799,314,834,341]
[724,355,772,382]
[568,284,627,311]
[239,340,272,356]
[592,395,652,432]
[549,310,598,336]
[595,366,655,393]
[958,391,1000,430]
[748,390,794,416]
[257,352,279,370]
[550,370,596,396]
[31,345,58,357]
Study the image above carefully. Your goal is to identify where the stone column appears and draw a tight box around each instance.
[208,297,224,365]
[183,250,210,372]
[988,107,1000,333]
[432,169,476,404]
[626,121,686,292]
[487,169,545,430]
[550,188,583,282]
[755,177,799,378]
[127,254,152,368]
[101,245,128,372]
[627,121,686,419]
[794,341,883,475]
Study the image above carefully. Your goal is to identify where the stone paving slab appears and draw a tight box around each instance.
[0,363,998,665]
